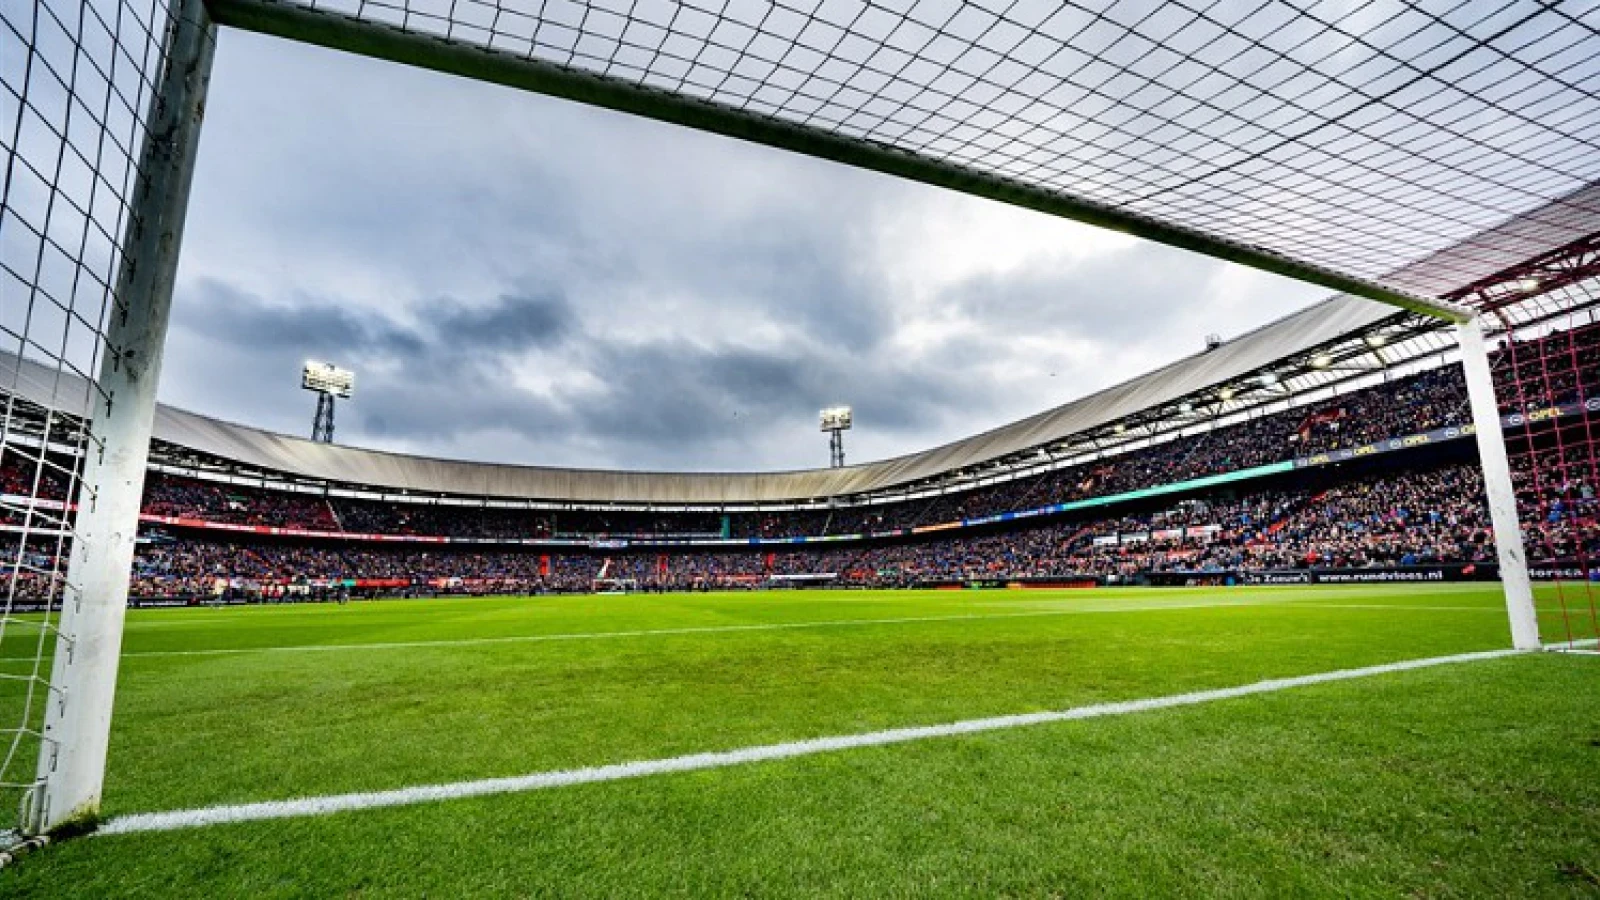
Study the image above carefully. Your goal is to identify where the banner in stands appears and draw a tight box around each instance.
[956,461,1295,530]
[1148,564,1506,586]
[1242,564,1502,584]
[10,396,1593,555]
[917,576,1098,590]
[1527,564,1600,580]
[1294,425,1476,468]
[1293,399,1600,470]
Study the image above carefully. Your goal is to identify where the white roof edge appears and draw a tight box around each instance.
[1,291,1392,503]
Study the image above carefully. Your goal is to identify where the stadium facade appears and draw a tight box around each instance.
[9,185,1596,514]
[4,215,1597,561]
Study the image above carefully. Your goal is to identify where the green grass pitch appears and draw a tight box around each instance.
[3,584,1598,897]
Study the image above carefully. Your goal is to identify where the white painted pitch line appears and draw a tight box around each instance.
[1543,636,1600,652]
[0,595,1510,659]
[0,609,1137,662]
[0,598,1511,663]
[99,647,1524,836]
[1309,604,1504,612]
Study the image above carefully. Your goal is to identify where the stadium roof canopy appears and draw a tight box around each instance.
[5,181,1597,505]
[0,291,1392,504]
[208,0,1600,318]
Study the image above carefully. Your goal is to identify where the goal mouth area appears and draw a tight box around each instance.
[592,579,640,595]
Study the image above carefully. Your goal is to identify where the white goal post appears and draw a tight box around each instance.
[1456,317,1540,651]
[20,0,218,835]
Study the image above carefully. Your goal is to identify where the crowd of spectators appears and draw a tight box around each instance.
[7,320,1600,603]
[128,541,601,597]
[0,450,70,527]
[7,365,1480,540]
[333,503,556,539]
[7,446,1598,603]
[1066,464,1498,576]
[4,320,1599,543]
[105,458,1584,598]
[141,474,341,530]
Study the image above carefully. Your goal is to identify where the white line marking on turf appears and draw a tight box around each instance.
[1310,604,1503,612]
[1544,636,1600,652]
[0,597,1503,663]
[0,610,1120,662]
[98,647,1524,835]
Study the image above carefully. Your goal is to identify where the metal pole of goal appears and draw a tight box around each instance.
[1456,316,1540,651]
[28,0,217,834]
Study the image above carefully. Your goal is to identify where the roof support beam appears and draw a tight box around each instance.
[206,0,1474,323]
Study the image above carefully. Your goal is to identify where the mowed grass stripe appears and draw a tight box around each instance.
[0,598,1504,663]
[68,586,1538,814]
[17,655,1600,899]
[0,583,1518,662]
[100,646,1524,834]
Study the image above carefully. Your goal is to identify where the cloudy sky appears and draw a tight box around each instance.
[162,28,1329,473]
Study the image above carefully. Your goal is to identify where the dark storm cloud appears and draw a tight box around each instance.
[430,293,574,352]
[167,275,991,470]
[178,280,425,358]
[176,280,572,368]
[570,339,982,448]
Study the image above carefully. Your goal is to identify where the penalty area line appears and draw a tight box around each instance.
[99,646,1523,836]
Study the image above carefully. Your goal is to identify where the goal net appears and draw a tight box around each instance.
[0,0,1591,852]
[1488,281,1600,652]
[2,0,208,842]
[590,557,638,594]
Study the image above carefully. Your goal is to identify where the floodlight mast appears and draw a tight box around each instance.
[821,407,852,469]
[302,362,354,444]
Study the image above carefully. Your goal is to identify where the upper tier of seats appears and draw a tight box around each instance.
[5,318,1599,542]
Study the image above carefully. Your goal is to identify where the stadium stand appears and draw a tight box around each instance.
[115,458,1506,600]
[4,312,1599,604]
[0,362,1484,536]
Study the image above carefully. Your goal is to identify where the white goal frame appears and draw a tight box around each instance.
[4,0,1549,843]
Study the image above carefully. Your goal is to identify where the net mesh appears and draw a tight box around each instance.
[250,0,1600,297]
[1,0,175,839]
[0,0,1594,845]
[1483,268,1600,650]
